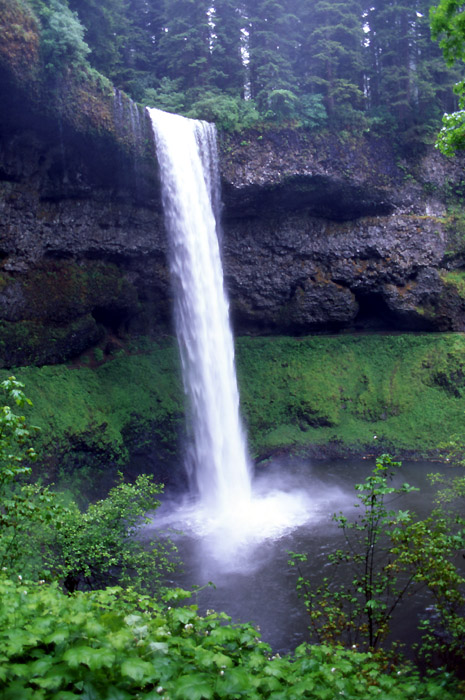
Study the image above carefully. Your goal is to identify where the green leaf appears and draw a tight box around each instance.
[217,667,253,695]
[63,646,99,669]
[120,658,156,683]
[174,673,214,700]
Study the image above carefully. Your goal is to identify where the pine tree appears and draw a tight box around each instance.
[157,0,211,95]
[210,0,246,96]
[244,0,299,114]
[296,0,365,121]
[67,0,130,82]
[365,0,459,137]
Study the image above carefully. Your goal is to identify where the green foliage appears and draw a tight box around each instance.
[244,0,299,112]
[0,576,463,699]
[390,508,465,672]
[0,376,59,575]
[0,378,178,594]
[186,93,260,131]
[7,0,455,140]
[142,78,187,115]
[295,93,328,130]
[235,334,465,457]
[430,0,465,67]
[441,269,465,298]
[263,89,299,122]
[430,0,465,153]
[42,473,178,594]
[67,0,130,82]
[26,0,90,73]
[290,454,465,672]
[209,0,246,95]
[5,334,465,472]
[436,106,465,155]
[290,455,419,650]
[1,340,184,478]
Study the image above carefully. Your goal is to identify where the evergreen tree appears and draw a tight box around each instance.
[67,0,130,82]
[210,0,246,96]
[365,0,459,138]
[410,0,459,128]
[296,0,365,121]
[244,0,299,115]
[121,0,166,98]
[157,0,211,95]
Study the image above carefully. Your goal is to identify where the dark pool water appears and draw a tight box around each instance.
[144,455,456,654]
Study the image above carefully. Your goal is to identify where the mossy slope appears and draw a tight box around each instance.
[3,334,465,485]
[236,333,465,457]
[1,342,184,484]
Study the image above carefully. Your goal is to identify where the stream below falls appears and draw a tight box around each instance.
[143,455,457,655]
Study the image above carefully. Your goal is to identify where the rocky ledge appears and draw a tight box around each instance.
[218,130,465,334]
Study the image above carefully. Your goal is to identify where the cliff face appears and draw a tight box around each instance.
[1,15,465,367]
[219,131,465,334]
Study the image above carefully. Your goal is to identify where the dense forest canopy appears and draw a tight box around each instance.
[24,0,463,142]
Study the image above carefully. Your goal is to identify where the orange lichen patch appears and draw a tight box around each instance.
[353,259,369,275]
[389,281,417,298]
[0,0,40,79]
[314,268,331,284]
[67,84,115,134]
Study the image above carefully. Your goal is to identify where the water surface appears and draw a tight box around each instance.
[146,455,450,653]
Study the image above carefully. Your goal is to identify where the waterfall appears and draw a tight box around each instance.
[148,108,251,516]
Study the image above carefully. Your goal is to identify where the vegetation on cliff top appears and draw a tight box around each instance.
[1,0,459,146]
[431,0,465,154]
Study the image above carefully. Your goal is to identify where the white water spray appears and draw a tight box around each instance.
[148,108,251,517]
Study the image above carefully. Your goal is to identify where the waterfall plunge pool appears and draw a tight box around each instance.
[143,455,454,654]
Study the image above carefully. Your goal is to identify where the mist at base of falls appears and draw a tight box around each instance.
[143,456,449,653]
[151,459,350,574]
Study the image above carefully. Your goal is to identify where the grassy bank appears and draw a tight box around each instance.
[0,340,184,487]
[2,333,465,485]
[236,333,465,458]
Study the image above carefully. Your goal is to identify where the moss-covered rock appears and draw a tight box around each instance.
[2,339,184,491]
[0,260,144,366]
[4,334,465,494]
[235,333,465,459]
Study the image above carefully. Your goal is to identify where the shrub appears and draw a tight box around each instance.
[0,576,463,700]
[0,377,178,595]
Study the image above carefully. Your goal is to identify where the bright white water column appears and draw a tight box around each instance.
[148,108,251,515]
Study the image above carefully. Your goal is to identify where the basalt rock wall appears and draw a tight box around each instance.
[1,16,465,367]
[219,131,465,334]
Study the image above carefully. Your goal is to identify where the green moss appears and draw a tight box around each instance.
[440,270,465,299]
[235,333,465,457]
[4,334,465,482]
[0,340,184,478]
[17,259,139,322]
[0,315,102,368]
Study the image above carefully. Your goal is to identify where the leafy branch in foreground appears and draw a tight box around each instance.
[0,375,59,574]
[1,576,463,700]
[290,453,465,671]
[0,376,178,595]
[47,472,179,594]
[391,511,465,673]
[290,454,419,651]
